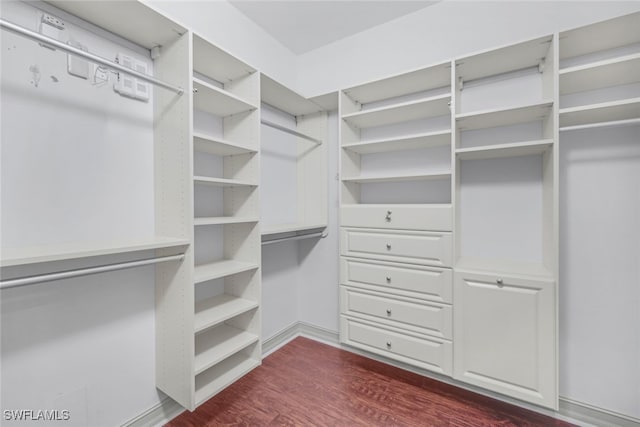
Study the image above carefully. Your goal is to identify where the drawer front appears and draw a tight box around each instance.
[340,228,452,267]
[341,258,452,303]
[340,287,452,339]
[341,316,452,376]
[341,205,452,231]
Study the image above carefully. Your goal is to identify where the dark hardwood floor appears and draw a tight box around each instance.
[167,337,574,426]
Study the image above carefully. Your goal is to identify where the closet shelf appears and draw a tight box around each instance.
[261,223,327,237]
[455,257,554,280]
[559,97,640,127]
[560,118,640,132]
[342,94,451,128]
[193,77,257,117]
[342,130,451,154]
[193,34,256,84]
[195,352,260,406]
[194,133,257,156]
[195,294,259,334]
[342,172,451,184]
[456,101,553,131]
[456,139,553,160]
[0,237,189,268]
[194,325,259,375]
[559,53,640,95]
[194,260,259,284]
[193,176,258,187]
[194,217,259,226]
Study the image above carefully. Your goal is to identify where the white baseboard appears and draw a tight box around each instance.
[559,398,640,427]
[121,396,184,427]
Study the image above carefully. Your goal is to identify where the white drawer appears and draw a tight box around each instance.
[341,204,452,231]
[340,228,452,267]
[340,258,452,303]
[340,287,452,339]
[340,316,452,376]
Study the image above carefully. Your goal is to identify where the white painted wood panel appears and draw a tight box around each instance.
[340,204,452,231]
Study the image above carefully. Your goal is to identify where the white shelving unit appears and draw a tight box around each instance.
[260,74,328,242]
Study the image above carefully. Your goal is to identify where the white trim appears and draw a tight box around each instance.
[559,397,640,427]
[121,397,184,427]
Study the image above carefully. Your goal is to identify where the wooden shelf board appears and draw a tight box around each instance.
[193,77,257,117]
[343,62,451,105]
[342,131,451,154]
[342,94,451,128]
[261,223,327,237]
[560,12,640,60]
[342,172,451,184]
[456,101,553,131]
[195,353,260,406]
[193,176,258,187]
[194,294,259,334]
[194,133,257,156]
[194,324,259,375]
[194,217,259,226]
[261,74,323,116]
[559,97,640,127]
[193,34,256,83]
[1,236,189,267]
[456,35,552,82]
[456,139,553,160]
[455,257,554,280]
[560,53,640,95]
[194,260,259,284]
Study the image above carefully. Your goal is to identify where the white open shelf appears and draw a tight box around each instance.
[342,172,451,184]
[193,34,255,83]
[342,94,451,128]
[194,294,259,334]
[195,352,260,406]
[456,35,552,82]
[559,97,640,127]
[194,133,257,156]
[193,176,258,187]
[456,101,553,131]
[560,53,640,95]
[194,260,258,284]
[261,75,323,116]
[342,130,451,154]
[456,139,553,160]
[194,217,259,226]
[194,324,259,375]
[261,223,327,238]
[193,77,257,117]
[343,62,451,104]
[455,257,553,280]
[0,237,189,267]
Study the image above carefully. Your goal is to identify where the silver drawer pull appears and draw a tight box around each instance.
[386,341,392,349]
[496,278,504,287]
[386,243,392,250]
[386,276,391,283]
[386,309,392,316]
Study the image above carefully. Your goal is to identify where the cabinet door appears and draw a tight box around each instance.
[453,271,557,409]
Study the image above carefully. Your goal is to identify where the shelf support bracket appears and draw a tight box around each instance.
[458,76,464,91]
[538,59,545,73]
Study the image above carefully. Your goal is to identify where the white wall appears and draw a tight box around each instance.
[296,1,640,97]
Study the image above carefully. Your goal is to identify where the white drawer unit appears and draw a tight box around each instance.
[340,286,452,339]
[340,228,452,267]
[453,270,556,409]
[341,204,452,232]
[341,316,453,375]
[340,258,452,303]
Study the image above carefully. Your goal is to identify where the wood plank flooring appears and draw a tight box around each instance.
[167,337,574,426]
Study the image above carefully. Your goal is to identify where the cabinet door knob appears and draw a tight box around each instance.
[496,278,504,287]
[386,276,391,283]
[386,243,392,250]
[386,309,392,316]
[386,341,392,348]
[193,88,198,94]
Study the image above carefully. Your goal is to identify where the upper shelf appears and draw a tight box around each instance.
[193,34,255,83]
[193,133,257,156]
[456,139,553,160]
[456,35,552,82]
[193,78,257,117]
[560,12,640,60]
[193,176,258,187]
[261,74,323,116]
[559,97,640,128]
[456,101,553,131]
[559,53,640,95]
[342,171,451,184]
[343,62,451,105]
[342,130,451,154]
[342,94,451,128]
[1,236,189,267]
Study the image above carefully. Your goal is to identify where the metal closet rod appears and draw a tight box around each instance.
[262,231,327,245]
[0,18,184,96]
[261,119,323,145]
[0,254,185,290]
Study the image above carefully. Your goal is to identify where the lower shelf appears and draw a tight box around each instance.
[195,324,259,375]
[195,294,259,334]
[195,352,260,407]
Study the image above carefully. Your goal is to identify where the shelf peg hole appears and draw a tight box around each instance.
[386,276,391,283]
[386,243,392,250]
[386,309,392,316]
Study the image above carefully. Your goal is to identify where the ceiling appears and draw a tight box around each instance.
[229,1,440,55]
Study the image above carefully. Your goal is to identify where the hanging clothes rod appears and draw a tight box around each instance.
[262,231,327,245]
[261,119,322,145]
[0,254,185,290]
[0,18,184,96]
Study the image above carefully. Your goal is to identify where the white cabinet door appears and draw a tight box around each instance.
[453,270,557,409]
